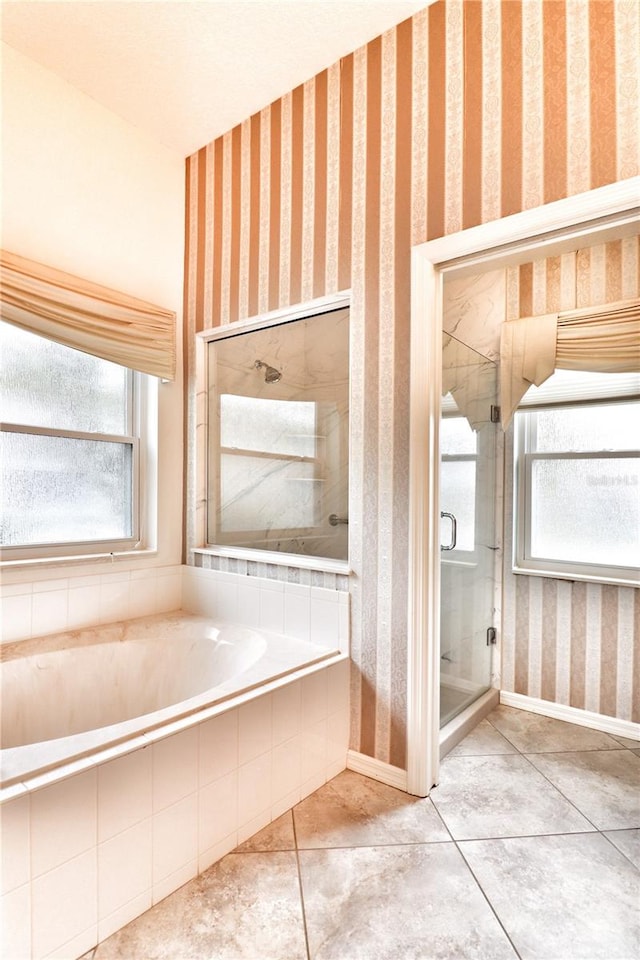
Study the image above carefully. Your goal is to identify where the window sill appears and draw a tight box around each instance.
[512,564,639,589]
[193,545,351,576]
[0,547,159,573]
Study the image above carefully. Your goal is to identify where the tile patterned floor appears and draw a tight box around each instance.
[84,706,640,960]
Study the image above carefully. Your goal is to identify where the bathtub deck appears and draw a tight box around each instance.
[0,610,341,792]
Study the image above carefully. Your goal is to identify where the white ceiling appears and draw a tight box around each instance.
[1,0,430,157]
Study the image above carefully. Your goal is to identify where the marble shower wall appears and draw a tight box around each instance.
[184,1,640,766]
[208,309,349,558]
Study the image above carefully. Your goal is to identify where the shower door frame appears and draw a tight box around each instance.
[406,177,640,797]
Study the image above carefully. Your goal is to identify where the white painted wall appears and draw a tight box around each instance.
[1,43,185,598]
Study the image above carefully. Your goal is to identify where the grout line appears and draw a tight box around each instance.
[599,830,640,874]
[455,841,524,960]
[508,745,628,755]
[518,752,602,832]
[483,713,524,752]
[453,828,601,844]
[291,809,312,960]
[426,787,524,960]
[295,838,455,851]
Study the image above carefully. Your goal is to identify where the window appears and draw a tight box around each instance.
[0,322,147,560]
[513,373,640,585]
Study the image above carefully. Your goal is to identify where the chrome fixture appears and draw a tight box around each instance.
[329,514,349,526]
[254,359,282,383]
[440,511,457,551]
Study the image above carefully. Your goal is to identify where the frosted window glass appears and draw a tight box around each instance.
[534,403,639,452]
[220,395,317,457]
[1,433,133,546]
[441,416,477,455]
[440,461,475,552]
[220,454,319,532]
[0,322,128,434]
[531,457,640,567]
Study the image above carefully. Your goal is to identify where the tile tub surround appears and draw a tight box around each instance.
[84,706,639,960]
[0,565,183,646]
[0,658,350,960]
[182,565,350,654]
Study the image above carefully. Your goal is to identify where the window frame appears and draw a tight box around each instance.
[513,399,640,586]
[0,334,148,562]
[196,291,351,564]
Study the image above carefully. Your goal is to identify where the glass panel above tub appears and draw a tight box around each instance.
[205,303,350,561]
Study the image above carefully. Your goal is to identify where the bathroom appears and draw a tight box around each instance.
[2,2,640,958]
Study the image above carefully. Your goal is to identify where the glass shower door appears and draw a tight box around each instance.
[439,334,497,727]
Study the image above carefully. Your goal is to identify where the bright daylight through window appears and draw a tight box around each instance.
[513,373,640,585]
[440,415,477,555]
[0,321,143,560]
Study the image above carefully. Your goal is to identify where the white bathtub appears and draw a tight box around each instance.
[0,610,337,788]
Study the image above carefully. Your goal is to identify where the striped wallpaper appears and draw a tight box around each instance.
[502,238,640,724]
[184,1,640,766]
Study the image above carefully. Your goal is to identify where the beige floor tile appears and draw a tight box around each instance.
[528,749,640,831]
[93,851,306,959]
[293,770,449,849]
[460,833,640,960]
[447,718,518,757]
[486,705,624,753]
[604,828,640,869]
[77,711,639,959]
[299,843,518,960]
[234,812,295,852]
[432,754,593,840]
[611,734,640,749]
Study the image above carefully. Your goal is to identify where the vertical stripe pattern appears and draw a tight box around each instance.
[505,235,640,724]
[185,1,640,764]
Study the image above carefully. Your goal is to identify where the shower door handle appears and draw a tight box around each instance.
[440,511,457,551]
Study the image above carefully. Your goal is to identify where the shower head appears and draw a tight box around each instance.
[254,359,282,383]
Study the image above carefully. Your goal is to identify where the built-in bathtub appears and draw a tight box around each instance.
[0,588,350,959]
[1,611,336,788]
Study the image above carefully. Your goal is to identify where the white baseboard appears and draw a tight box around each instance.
[499,691,640,742]
[346,750,408,791]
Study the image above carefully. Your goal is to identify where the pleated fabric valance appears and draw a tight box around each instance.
[500,298,640,427]
[0,250,176,380]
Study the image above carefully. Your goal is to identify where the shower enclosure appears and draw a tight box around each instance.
[204,300,350,562]
[439,333,499,728]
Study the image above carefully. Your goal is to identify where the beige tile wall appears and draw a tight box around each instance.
[0,660,350,959]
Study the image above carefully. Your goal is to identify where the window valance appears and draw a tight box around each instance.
[500,298,640,427]
[0,250,176,380]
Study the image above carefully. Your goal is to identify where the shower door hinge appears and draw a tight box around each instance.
[486,627,497,646]
[490,405,500,423]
